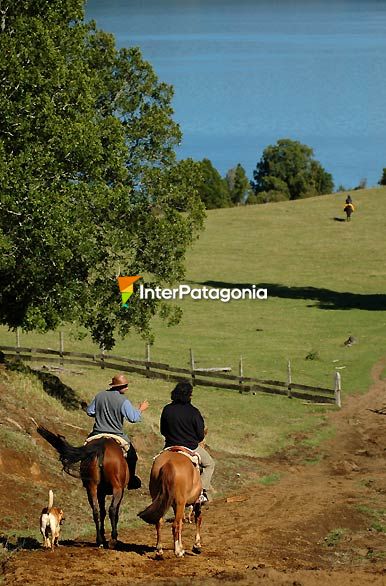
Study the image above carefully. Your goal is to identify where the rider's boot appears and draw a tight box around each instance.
[126,443,142,490]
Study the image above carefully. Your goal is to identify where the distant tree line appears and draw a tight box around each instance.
[196,140,386,210]
[196,138,335,209]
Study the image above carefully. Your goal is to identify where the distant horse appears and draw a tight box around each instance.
[138,449,203,558]
[37,427,128,549]
[344,203,354,221]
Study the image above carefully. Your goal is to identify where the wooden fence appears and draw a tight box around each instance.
[0,339,341,406]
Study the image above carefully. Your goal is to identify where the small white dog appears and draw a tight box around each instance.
[40,489,65,550]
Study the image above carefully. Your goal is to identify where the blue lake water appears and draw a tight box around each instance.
[86,0,386,189]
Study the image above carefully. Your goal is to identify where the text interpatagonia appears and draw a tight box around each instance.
[139,284,268,303]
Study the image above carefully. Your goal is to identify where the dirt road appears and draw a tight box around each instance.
[4,360,386,585]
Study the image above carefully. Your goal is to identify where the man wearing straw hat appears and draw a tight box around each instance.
[86,373,149,489]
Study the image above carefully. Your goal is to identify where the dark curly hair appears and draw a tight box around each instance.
[171,382,193,404]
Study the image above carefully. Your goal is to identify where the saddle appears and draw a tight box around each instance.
[84,433,129,455]
[163,445,201,467]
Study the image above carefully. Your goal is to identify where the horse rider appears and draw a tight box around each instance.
[160,381,215,503]
[85,373,149,489]
[344,201,354,221]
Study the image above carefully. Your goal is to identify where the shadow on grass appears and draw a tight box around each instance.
[5,360,81,410]
[0,535,40,551]
[197,280,386,311]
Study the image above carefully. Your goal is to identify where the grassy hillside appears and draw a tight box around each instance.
[1,187,385,545]
[2,186,386,393]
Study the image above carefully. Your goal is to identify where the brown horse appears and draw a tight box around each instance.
[37,427,128,548]
[138,450,203,558]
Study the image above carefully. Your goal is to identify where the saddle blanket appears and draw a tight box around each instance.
[84,433,129,454]
[155,446,201,467]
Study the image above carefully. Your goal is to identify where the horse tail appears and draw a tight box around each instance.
[37,426,105,471]
[138,462,175,525]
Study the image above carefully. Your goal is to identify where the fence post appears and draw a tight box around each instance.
[239,355,244,393]
[334,371,342,407]
[145,343,151,378]
[59,331,64,366]
[287,360,292,398]
[190,348,196,386]
[15,327,21,360]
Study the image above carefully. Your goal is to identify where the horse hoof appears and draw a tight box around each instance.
[155,550,164,560]
[192,546,202,555]
[108,539,117,550]
[176,550,185,558]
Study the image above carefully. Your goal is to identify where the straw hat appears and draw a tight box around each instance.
[109,373,129,388]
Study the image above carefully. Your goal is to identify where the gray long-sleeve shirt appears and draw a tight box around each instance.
[86,389,141,442]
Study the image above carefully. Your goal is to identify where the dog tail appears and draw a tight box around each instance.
[48,489,54,510]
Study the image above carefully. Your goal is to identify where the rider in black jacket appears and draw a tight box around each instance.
[160,382,215,502]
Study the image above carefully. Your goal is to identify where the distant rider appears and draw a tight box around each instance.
[344,200,354,221]
[86,373,149,489]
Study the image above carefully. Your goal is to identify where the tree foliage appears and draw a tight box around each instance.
[0,0,205,348]
[225,163,252,205]
[378,168,386,186]
[197,158,231,209]
[252,139,334,201]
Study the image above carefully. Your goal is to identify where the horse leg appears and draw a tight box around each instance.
[97,489,107,547]
[108,488,124,549]
[87,486,104,547]
[172,502,185,558]
[192,502,203,554]
[155,517,164,558]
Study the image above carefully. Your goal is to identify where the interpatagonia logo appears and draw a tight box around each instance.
[139,284,267,302]
[117,276,142,307]
[117,276,268,305]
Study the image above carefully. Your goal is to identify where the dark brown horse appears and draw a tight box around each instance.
[37,427,128,548]
[138,450,203,557]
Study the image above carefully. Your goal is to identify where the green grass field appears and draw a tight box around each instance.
[2,186,386,393]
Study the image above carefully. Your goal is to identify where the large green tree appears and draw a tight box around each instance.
[252,139,334,201]
[197,158,231,209]
[0,0,205,349]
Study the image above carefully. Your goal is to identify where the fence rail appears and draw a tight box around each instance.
[0,341,340,406]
